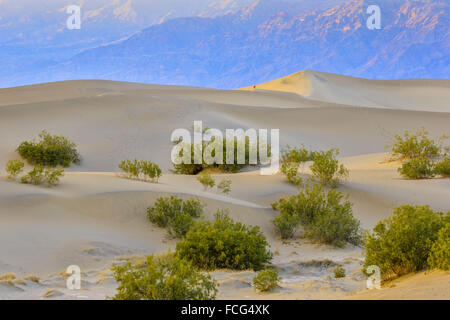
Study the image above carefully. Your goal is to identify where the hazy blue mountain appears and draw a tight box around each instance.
[1,0,448,88]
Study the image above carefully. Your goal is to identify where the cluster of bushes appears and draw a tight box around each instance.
[113,201,274,300]
[6,160,64,186]
[388,128,449,179]
[112,253,218,300]
[196,172,232,194]
[271,184,362,247]
[118,159,162,182]
[147,196,204,238]
[364,205,449,281]
[280,145,348,188]
[3,131,78,187]
[146,197,272,269]
[16,130,81,167]
[171,136,268,175]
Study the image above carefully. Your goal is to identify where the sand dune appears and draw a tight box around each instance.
[241,70,450,112]
[0,72,449,299]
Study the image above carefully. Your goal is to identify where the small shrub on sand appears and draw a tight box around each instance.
[118,159,140,179]
[197,172,215,191]
[112,253,217,300]
[44,167,65,186]
[147,196,204,238]
[176,209,273,271]
[171,135,268,175]
[364,205,447,280]
[271,185,361,247]
[333,265,346,279]
[434,157,450,177]
[310,149,348,188]
[253,269,280,292]
[5,160,24,179]
[388,127,447,161]
[280,145,317,186]
[428,223,450,271]
[17,130,81,167]
[398,157,435,179]
[217,179,232,195]
[21,165,45,185]
[118,159,161,182]
[21,165,64,186]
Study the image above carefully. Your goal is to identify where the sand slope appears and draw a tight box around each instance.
[0,72,449,299]
[241,70,450,112]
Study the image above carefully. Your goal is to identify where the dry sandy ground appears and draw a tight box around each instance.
[0,70,449,299]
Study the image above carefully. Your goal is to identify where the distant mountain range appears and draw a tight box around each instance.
[0,0,448,88]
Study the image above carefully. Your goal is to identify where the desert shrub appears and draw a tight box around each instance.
[139,160,162,182]
[280,145,317,186]
[217,179,232,195]
[363,205,447,280]
[272,210,299,239]
[20,165,64,186]
[197,172,215,191]
[271,185,361,247]
[434,157,450,177]
[428,223,450,271]
[388,127,447,161]
[44,167,65,186]
[112,253,217,300]
[310,149,348,188]
[176,209,273,271]
[119,159,161,182]
[253,269,279,292]
[16,130,80,167]
[333,265,346,279]
[147,196,204,238]
[118,159,140,179]
[21,165,45,185]
[171,136,269,175]
[398,157,435,179]
[5,160,24,179]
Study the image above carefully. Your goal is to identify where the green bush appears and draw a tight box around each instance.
[16,130,80,167]
[21,165,64,186]
[140,160,162,182]
[271,185,361,247]
[280,145,317,186]
[176,209,273,271]
[171,136,268,175]
[197,172,215,191]
[310,149,348,188]
[434,157,450,177]
[272,210,299,239]
[147,196,204,238]
[21,165,45,185]
[253,269,279,292]
[5,160,24,179]
[428,223,450,271]
[398,157,435,179]
[111,253,217,300]
[363,205,447,280]
[44,167,65,186]
[118,159,161,182]
[333,265,346,279]
[388,127,447,161]
[217,179,232,195]
[118,159,140,179]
